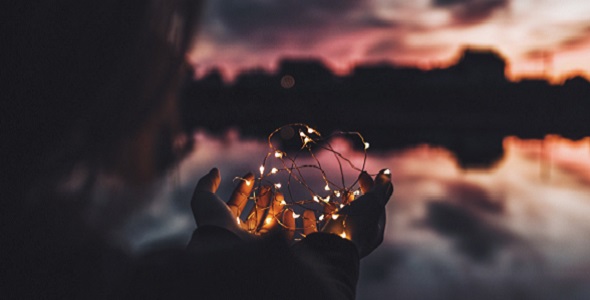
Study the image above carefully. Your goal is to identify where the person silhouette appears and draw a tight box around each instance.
[4,1,393,299]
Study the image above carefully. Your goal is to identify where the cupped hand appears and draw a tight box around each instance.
[191,168,290,241]
[312,169,394,258]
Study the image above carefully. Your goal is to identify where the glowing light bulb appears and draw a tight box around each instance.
[323,196,331,203]
[340,204,345,209]
[265,217,272,225]
[331,214,339,220]
[274,151,283,158]
[364,142,370,150]
[307,127,314,134]
[236,217,241,225]
[384,169,391,175]
[280,200,287,205]
[340,231,347,239]
[292,212,300,219]
[335,191,341,198]
[299,131,306,137]
[259,165,265,175]
[274,183,282,189]
[353,190,360,196]
[271,168,278,174]
[319,214,324,221]
[313,196,319,203]
[245,180,251,186]
[324,184,330,191]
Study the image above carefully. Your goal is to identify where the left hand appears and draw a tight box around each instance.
[191,168,291,240]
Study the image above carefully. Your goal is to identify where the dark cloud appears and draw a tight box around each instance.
[424,201,512,262]
[432,0,509,25]
[447,181,504,214]
[204,0,395,46]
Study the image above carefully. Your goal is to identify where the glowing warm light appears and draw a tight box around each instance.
[340,231,347,239]
[236,217,241,225]
[353,190,360,196]
[384,169,391,175]
[241,124,370,238]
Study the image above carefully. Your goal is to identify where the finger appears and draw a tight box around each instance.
[195,168,221,193]
[342,190,355,205]
[247,186,271,231]
[259,192,285,234]
[227,173,255,216]
[373,169,394,204]
[323,201,337,216]
[358,171,374,194]
[282,209,296,241]
[303,210,317,236]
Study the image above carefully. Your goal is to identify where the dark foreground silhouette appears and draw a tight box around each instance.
[4,1,392,299]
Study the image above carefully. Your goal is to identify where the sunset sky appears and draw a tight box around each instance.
[188,0,590,82]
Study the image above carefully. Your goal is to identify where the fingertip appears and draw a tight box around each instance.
[375,168,392,186]
[358,171,374,194]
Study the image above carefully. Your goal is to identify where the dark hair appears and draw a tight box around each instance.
[6,0,202,199]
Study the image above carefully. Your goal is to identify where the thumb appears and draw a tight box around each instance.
[196,168,221,193]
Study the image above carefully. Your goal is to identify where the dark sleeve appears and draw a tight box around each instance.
[291,232,360,300]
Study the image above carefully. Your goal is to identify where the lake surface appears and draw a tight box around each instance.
[110,131,590,299]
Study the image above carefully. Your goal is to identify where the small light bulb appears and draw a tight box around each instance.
[332,214,339,220]
[274,183,282,189]
[353,190,360,196]
[319,214,324,221]
[340,231,347,239]
[340,204,345,209]
[323,196,331,202]
[280,200,287,205]
[335,191,341,198]
[236,217,241,225]
[265,217,272,225]
[274,151,283,158]
[313,196,319,203]
[292,212,300,219]
[299,131,306,137]
[271,168,278,174]
[324,184,330,191]
[364,142,370,150]
[384,169,391,175]
[245,180,251,186]
[307,127,314,134]
[259,165,265,175]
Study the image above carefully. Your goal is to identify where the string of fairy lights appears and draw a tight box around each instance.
[234,123,388,240]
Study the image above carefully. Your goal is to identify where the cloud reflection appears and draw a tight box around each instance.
[112,131,590,299]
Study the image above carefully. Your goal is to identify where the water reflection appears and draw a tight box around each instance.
[116,131,590,299]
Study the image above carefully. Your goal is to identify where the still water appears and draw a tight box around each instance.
[112,131,590,299]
